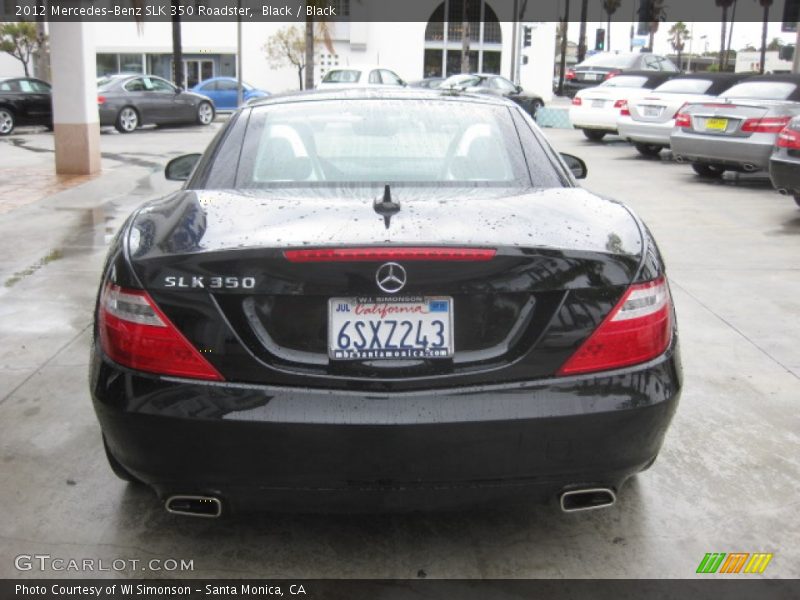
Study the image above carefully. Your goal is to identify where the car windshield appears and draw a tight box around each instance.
[579,54,638,68]
[599,76,648,88]
[235,99,554,188]
[322,70,362,83]
[442,75,482,88]
[654,78,713,94]
[722,81,797,100]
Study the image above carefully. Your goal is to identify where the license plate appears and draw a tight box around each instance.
[705,118,728,131]
[584,73,599,81]
[643,105,663,117]
[591,99,605,108]
[328,296,453,360]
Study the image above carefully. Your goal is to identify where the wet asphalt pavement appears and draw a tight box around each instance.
[0,122,798,579]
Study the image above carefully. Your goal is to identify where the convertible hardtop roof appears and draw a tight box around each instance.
[658,72,755,95]
[245,86,520,109]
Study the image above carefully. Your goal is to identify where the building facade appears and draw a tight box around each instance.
[88,1,555,100]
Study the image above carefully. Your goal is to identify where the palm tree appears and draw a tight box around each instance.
[668,22,690,70]
[578,0,589,63]
[304,1,335,90]
[602,0,622,51]
[647,0,667,52]
[715,0,735,70]
[757,0,773,74]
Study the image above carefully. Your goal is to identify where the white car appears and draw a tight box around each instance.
[317,65,406,89]
[617,73,754,156]
[569,71,677,141]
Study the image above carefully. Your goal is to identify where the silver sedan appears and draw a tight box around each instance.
[670,76,800,178]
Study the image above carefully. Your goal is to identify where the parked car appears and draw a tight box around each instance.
[769,116,800,206]
[617,73,753,157]
[671,75,800,178]
[440,73,545,117]
[408,77,444,89]
[562,52,679,97]
[97,74,215,134]
[0,76,52,135]
[316,65,406,89]
[191,77,269,110]
[569,71,677,141]
[91,87,680,516]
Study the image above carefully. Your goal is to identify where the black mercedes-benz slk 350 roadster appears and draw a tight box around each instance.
[90,88,681,517]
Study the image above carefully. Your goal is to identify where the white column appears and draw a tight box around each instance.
[49,21,101,175]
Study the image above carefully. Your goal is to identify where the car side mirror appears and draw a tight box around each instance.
[165,153,201,181]
[560,153,587,179]
[515,85,523,93]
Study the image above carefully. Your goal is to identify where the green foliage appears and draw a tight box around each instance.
[0,22,46,78]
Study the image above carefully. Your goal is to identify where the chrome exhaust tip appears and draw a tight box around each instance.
[674,156,685,164]
[742,163,758,172]
[165,495,222,518]
[777,188,789,196]
[560,488,616,513]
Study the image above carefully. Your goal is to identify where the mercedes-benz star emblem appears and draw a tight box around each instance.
[375,262,407,294]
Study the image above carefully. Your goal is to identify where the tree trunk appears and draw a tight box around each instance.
[607,15,612,52]
[304,18,314,90]
[759,3,769,75]
[719,7,728,70]
[34,0,49,82]
[649,28,655,52]
[557,0,570,96]
[298,66,304,90]
[460,0,470,73]
[171,0,183,89]
[577,0,588,62]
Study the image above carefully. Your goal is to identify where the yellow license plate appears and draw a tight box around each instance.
[705,118,728,131]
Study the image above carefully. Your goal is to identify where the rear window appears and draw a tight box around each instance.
[322,70,361,84]
[600,76,648,88]
[654,79,713,94]
[722,81,797,100]
[235,100,560,189]
[579,54,637,69]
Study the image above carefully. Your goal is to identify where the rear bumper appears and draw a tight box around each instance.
[569,106,619,132]
[617,117,674,146]
[91,341,682,512]
[670,130,775,170]
[769,156,800,194]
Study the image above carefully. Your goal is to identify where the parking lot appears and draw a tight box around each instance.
[0,122,798,579]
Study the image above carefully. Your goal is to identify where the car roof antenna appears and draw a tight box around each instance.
[373,184,400,229]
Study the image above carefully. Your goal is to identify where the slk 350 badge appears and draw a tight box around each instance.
[163,275,256,289]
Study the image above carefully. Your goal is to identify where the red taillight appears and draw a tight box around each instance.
[614,99,630,116]
[675,112,691,128]
[97,95,106,105]
[742,116,791,134]
[604,69,621,80]
[572,97,582,106]
[98,283,223,381]
[777,126,800,149]
[672,102,689,119]
[283,247,497,263]
[565,69,576,81]
[557,277,673,376]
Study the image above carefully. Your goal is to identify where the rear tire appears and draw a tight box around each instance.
[196,101,214,126]
[0,108,15,136]
[634,142,662,157]
[530,100,544,117]
[103,436,141,484]
[115,106,139,133]
[582,129,606,142]
[794,194,800,208]
[691,163,725,179]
